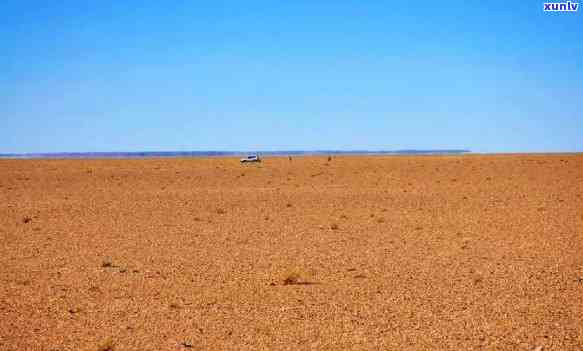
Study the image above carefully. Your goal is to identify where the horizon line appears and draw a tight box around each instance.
[0,149,471,159]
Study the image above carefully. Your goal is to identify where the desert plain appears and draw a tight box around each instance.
[1,154,582,350]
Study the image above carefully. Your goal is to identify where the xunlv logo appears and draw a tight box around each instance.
[544,1,579,11]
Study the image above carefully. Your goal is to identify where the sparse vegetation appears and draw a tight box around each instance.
[330,223,339,230]
[216,208,226,215]
[96,337,115,351]
[181,340,193,348]
[282,271,302,285]
[22,216,32,224]
[101,258,114,268]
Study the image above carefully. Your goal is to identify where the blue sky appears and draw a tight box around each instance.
[1,1,582,153]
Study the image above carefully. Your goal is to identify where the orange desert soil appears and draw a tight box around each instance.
[1,155,582,350]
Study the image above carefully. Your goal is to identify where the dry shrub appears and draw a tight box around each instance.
[281,267,311,286]
[97,338,115,351]
[282,270,302,285]
[101,258,113,268]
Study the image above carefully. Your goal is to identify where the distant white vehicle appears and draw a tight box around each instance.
[240,155,261,163]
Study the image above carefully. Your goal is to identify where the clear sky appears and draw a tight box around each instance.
[1,1,582,153]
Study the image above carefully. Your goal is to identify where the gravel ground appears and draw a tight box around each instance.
[1,155,582,350]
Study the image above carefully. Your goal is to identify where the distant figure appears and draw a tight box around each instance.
[289,156,292,162]
[328,156,332,162]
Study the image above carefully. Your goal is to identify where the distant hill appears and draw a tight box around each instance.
[0,150,471,159]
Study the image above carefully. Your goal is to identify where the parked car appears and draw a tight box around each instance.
[240,155,261,163]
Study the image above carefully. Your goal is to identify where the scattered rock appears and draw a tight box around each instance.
[181,341,193,348]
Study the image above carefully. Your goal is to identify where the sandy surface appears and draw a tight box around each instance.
[1,154,582,350]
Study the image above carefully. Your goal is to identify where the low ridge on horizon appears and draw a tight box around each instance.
[0,149,472,159]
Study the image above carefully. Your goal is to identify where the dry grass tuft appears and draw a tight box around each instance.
[96,337,115,351]
[22,216,32,224]
[330,223,339,230]
[216,208,226,215]
[281,267,313,286]
[282,271,302,285]
[181,341,194,348]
